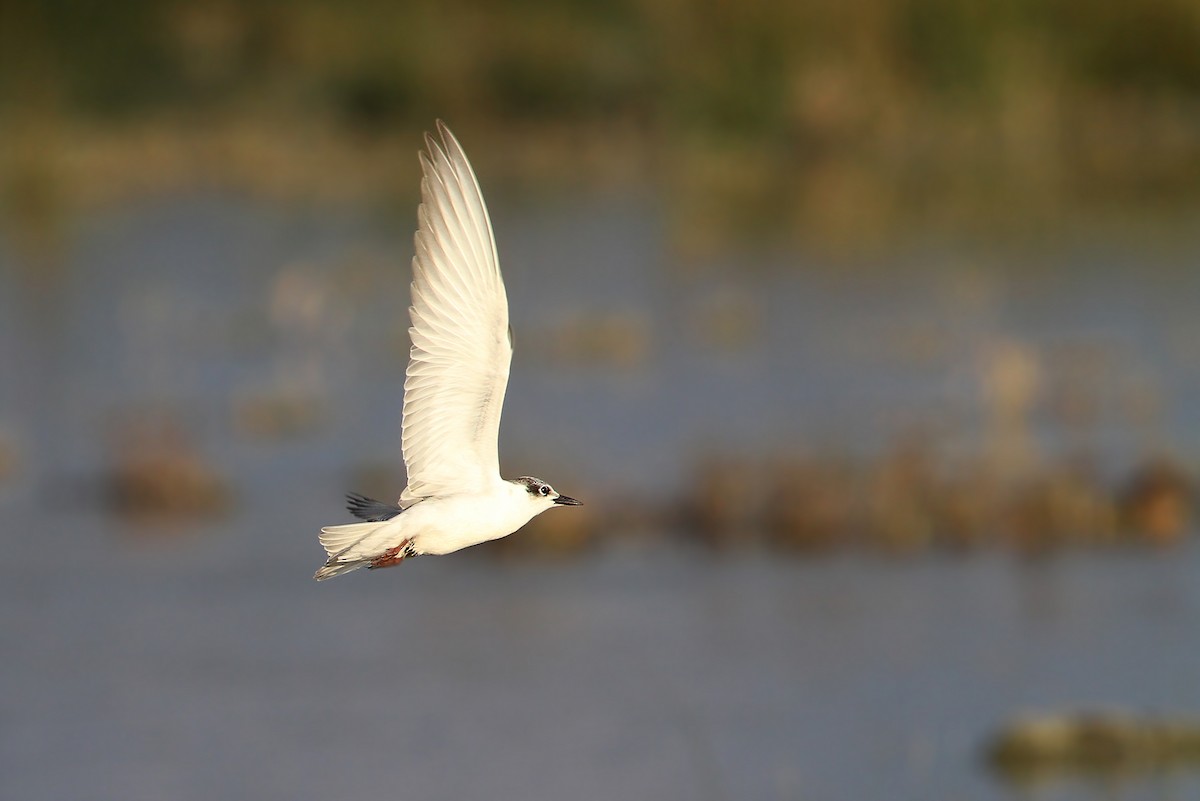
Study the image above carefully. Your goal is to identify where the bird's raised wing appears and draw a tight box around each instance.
[400,121,511,505]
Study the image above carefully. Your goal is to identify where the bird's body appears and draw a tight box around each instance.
[326,481,554,560]
[314,122,580,581]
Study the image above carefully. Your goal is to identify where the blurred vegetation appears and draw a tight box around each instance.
[3,0,1200,252]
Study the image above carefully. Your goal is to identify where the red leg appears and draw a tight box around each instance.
[368,540,413,569]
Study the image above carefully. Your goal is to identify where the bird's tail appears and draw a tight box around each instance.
[313,559,369,581]
[313,520,386,581]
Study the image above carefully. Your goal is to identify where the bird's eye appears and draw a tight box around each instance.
[539,485,551,496]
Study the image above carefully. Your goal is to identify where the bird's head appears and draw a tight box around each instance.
[514,476,583,513]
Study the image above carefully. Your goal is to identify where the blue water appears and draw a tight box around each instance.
[3,492,1199,801]
[4,194,1200,495]
[1,193,1198,800]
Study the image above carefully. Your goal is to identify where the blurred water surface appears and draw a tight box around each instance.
[1,193,1199,801]
[3,193,1199,494]
[3,498,1199,801]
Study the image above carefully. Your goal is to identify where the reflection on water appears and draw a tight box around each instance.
[1,194,1198,800]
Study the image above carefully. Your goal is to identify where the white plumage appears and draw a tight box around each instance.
[314,122,580,581]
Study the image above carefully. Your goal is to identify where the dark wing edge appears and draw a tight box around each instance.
[345,492,404,522]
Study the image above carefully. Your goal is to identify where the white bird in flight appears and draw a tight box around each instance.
[314,121,581,581]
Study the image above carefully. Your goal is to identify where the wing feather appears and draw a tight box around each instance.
[399,122,511,504]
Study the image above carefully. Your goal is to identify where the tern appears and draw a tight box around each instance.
[314,122,582,581]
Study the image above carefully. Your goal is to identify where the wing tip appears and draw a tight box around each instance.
[345,492,404,522]
[430,120,471,172]
[435,119,458,151]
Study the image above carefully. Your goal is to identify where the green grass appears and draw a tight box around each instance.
[3,0,1200,252]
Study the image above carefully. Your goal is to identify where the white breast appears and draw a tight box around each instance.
[408,483,537,555]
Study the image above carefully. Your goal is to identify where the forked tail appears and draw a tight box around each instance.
[313,559,369,581]
[313,520,387,581]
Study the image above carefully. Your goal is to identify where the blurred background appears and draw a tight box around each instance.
[2,1,1199,800]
